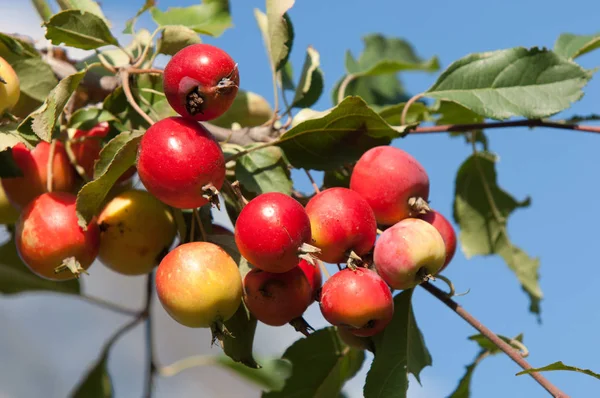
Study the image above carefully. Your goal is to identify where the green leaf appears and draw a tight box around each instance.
[448,360,478,398]
[71,355,112,398]
[235,146,292,195]
[290,46,323,109]
[377,102,431,125]
[67,108,116,130]
[263,327,365,398]
[454,152,542,314]
[433,101,484,125]
[76,130,143,227]
[123,0,155,34]
[364,289,431,398]
[211,90,273,128]
[217,357,292,392]
[516,361,600,380]
[426,47,592,120]
[277,96,411,170]
[0,237,80,295]
[150,0,232,37]
[18,69,87,142]
[157,26,201,56]
[468,333,524,354]
[554,33,600,60]
[0,33,40,60]
[9,58,58,103]
[345,34,439,76]
[44,10,119,50]
[323,166,353,189]
[55,0,108,25]
[332,73,410,107]
[254,1,295,73]
[280,60,295,90]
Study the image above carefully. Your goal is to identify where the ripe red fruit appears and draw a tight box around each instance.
[305,188,377,263]
[155,242,242,328]
[320,267,393,337]
[243,266,312,326]
[163,43,239,121]
[350,146,430,225]
[419,210,457,271]
[15,192,100,281]
[137,117,226,209]
[298,259,323,302]
[2,142,77,209]
[70,122,136,182]
[374,218,446,290]
[235,192,312,273]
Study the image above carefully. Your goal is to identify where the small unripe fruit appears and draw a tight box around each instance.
[137,117,226,209]
[350,146,430,225]
[235,192,312,273]
[163,43,239,121]
[419,210,457,271]
[2,142,77,209]
[0,56,20,114]
[243,266,312,326]
[16,192,100,281]
[298,259,323,302]
[97,190,177,276]
[374,218,446,290]
[155,242,242,328]
[320,268,393,337]
[305,188,377,263]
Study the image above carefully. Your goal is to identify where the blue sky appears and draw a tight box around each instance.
[2,0,600,397]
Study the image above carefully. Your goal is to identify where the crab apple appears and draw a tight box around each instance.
[163,43,239,121]
[0,183,19,224]
[1,141,77,210]
[0,56,20,114]
[70,122,136,182]
[305,188,377,264]
[242,266,312,326]
[419,210,457,271]
[156,242,242,328]
[374,218,446,290]
[97,190,177,276]
[350,146,430,225]
[320,267,393,337]
[298,259,322,302]
[15,192,100,281]
[235,192,312,273]
[137,117,226,209]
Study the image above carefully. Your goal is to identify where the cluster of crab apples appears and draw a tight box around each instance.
[1,43,457,340]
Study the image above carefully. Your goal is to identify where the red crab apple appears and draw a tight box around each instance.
[374,218,446,290]
[163,43,239,121]
[243,266,313,327]
[70,122,136,182]
[235,192,313,273]
[305,188,377,264]
[97,190,177,276]
[350,146,430,225]
[320,267,393,337]
[298,259,323,302]
[155,242,242,329]
[137,116,226,209]
[15,192,100,281]
[2,141,77,209]
[419,210,457,271]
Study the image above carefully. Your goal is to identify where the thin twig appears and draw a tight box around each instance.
[142,273,156,398]
[225,140,278,162]
[401,93,425,126]
[77,295,139,317]
[46,139,56,192]
[128,68,164,75]
[133,27,164,68]
[193,208,207,241]
[121,70,155,126]
[304,169,321,194]
[420,282,569,398]
[410,119,600,135]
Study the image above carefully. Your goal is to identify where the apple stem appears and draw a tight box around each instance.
[193,208,207,241]
[227,180,248,207]
[121,70,156,126]
[420,281,569,398]
[304,169,321,194]
[289,317,314,337]
[46,139,57,192]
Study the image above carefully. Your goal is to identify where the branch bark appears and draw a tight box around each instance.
[420,282,570,398]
